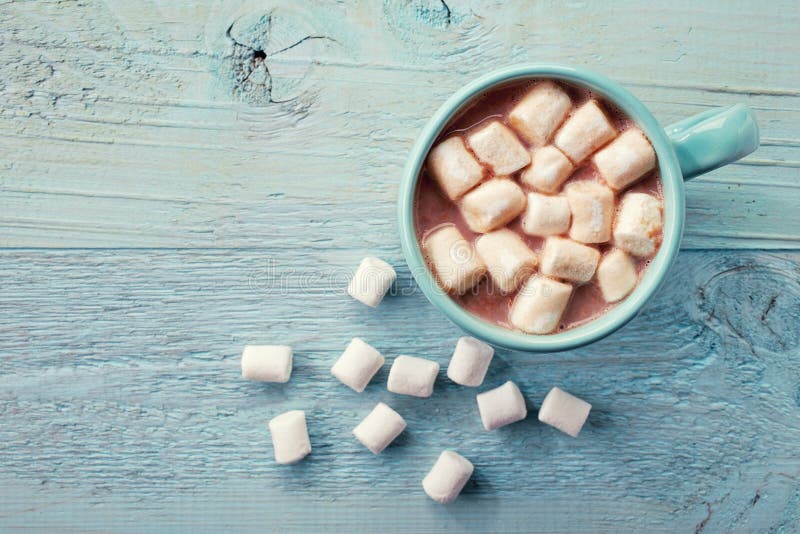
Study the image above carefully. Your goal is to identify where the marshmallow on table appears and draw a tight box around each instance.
[475,229,538,293]
[331,338,384,393]
[538,387,592,437]
[593,128,656,190]
[447,336,494,387]
[554,100,617,163]
[347,256,396,307]
[521,192,571,237]
[613,192,663,258]
[519,145,574,193]
[352,402,406,454]
[241,345,292,383]
[597,249,638,303]
[476,380,527,431]
[564,181,615,244]
[422,450,474,504]
[540,237,601,283]
[467,120,530,175]
[459,178,527,233]
[508,81,573,146]
[269,410,311,464]
[387,355,440,398]
[422,224,486,295]
[509,276,573,334]
[426,136,485,200]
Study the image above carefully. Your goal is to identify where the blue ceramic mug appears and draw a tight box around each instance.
[398,64,759,352]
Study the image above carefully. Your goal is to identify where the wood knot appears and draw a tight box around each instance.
[384,0,454,30]
[383,0,467,54]
[223,7,335,106]
[695,259,800,355]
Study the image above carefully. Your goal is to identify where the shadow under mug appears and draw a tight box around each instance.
[398,64,759,352]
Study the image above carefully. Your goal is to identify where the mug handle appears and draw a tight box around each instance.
[665,103,760,180]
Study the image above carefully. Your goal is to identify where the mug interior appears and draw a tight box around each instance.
[398,64,685,352]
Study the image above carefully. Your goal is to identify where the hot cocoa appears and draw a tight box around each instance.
[414,79,664,334]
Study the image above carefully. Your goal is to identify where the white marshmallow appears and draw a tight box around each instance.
[352,402,406,454]
[459,178,527,233]
[597,249,638,303]
[538,387,592,437]
[422,224,487,295]
[519,145,574,193]
[347,256,396,307]
[554,100,617,163]
[540,237,601,283]
[508,81,573,146]
[476,380,528,431]
[593,128,656,191]
[447,336,494,387]
[467,120,530,175]
[387,355,440,398]
[564,181,615,244]
[269,410,311,464]
[613,192,663,258]
[331,338,385,393]
[426,136,485,200]
[509,276,573,334]
[475,229,538,293]
[241,345,292,383]
[521,192,571,237]
[422,450,474,504]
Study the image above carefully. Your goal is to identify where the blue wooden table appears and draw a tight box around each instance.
[1,1,798,532]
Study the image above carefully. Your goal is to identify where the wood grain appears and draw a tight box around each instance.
[1,0,798,532]
[1,0,798,249]
[1,250,799,531]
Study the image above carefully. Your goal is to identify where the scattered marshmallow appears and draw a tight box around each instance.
[241,345,293,383]
[593,128,656,191]
[564,181,615,244]
[422,224,487,294]
[509,276,573,334]
[426,136,485,201]
[613,192,663,258]
[447,336,495,387]
[476,380,527,431]
[467,120,530,175]
[540,237,601,283]
[459,178,527,233]
[554,100,617,163]
[422,450,474,504]
[331,338,385,393]
[475,228,538,293]
[352,402,406,454]
[387,355,440,398]
[269,410,311,464]
[519,145,574,193]
[538,387,592,437]
[347,256,396,307]
[508,81,573,146]
[521,192,571,237]
[596,249,638,302]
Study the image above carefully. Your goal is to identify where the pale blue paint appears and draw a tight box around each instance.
[0,1,798,532]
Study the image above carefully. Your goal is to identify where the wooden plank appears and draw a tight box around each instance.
[0,0,798,249]
[1,249,798,531]
[0,484,710,533]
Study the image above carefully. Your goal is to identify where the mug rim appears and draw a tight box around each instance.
[398,63,686,352]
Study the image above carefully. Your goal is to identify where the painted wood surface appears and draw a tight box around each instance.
[0,1,798,532]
